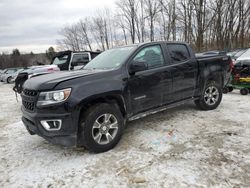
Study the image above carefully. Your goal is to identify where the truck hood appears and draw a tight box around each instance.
[23,69,105,91]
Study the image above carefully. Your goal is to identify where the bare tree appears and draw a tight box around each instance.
[78,18,92,51]
[116,0,137,43]
[145,0,160,41]
[57,0,250,52]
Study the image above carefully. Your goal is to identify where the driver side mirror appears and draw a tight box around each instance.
[129,60,148,74]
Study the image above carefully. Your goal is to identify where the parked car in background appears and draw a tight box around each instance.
[0,69,7,78]
[0,68,22,82]
[21,41,232,153]
[0,69,8,81]
[1,68,25,83]
[14,50,101,93]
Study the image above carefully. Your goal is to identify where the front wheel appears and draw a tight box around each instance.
[7,77,12,83]
[78,103,124,153]
[195,81,223,110]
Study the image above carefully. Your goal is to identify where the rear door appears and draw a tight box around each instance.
[166,43,198,101]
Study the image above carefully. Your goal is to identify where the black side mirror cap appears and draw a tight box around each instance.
[129,60,148,74]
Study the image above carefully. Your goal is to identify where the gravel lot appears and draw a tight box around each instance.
[0,82,250,188]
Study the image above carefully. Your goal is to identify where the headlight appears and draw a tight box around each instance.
[37,88,71,106]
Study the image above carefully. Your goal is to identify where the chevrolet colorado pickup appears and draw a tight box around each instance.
[21,42,232,153]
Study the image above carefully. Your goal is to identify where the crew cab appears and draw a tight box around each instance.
[21,42,232,153]
[14,51,101,93]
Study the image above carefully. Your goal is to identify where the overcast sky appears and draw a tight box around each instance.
[0,0,116,53]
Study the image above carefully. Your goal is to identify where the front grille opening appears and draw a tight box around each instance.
[23,89,38,97]
[22,100,35,111]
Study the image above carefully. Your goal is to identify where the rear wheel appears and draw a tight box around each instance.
[195,81,222,110]
[78,103,124,153]
[240,88,249,95]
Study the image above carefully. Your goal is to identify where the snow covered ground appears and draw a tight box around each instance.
[0,82,250,188]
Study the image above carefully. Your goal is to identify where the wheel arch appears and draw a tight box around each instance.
[78,93,127,119]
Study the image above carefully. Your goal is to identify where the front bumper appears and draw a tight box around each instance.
[22,106,79,147]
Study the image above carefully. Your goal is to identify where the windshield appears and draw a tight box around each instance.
[84,46,136,69]
[52,55,69,65]
[238,49,250,59]
[234,49,247,59]
[6,69,17,74]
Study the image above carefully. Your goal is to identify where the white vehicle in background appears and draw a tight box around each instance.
[1,68,24,83]
[0,69,7,80]
[13,50,101,93]
[235,48,250,63]
[22,65,60,78]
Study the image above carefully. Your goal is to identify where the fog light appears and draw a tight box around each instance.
[40,120,62,131]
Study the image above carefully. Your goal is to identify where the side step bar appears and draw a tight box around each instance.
[128,97,197,121]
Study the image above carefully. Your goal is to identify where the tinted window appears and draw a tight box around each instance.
[52,55,69,65]
[168,44,190,63]
[133,45,164,69]
[71,54,89,66]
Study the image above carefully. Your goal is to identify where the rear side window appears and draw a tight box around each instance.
[167,44,190,63]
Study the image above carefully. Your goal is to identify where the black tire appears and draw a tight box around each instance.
[240,88,249,95]
[7,77,12,83]
[228,86,234,92]
[195,81,223,110]
[78,103,124,153]
[223,87,229,94]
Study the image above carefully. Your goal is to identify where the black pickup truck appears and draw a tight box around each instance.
[21,42,232,152]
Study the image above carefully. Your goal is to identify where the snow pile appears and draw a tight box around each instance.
[0,83,250,187]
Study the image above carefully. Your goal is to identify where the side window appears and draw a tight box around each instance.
[168,44,190,63]
[133,45,164,69]
[71,54,89,66]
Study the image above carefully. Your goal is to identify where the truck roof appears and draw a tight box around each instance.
[55,50,101,55]
[114,41,190,49]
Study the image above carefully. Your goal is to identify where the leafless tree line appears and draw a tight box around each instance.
[0,49,51,69]
[57,0,250,52]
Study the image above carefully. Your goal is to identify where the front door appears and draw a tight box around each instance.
[128,44,172,114]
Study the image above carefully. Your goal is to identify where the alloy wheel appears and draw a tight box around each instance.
[92,113,119,145]
[204,86,219,105]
